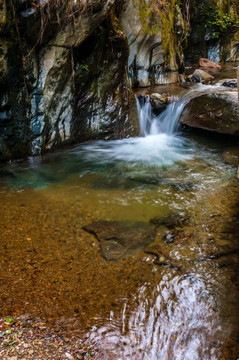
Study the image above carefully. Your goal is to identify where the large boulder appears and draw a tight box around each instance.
[199,58,221,70]
[179,91,239,135]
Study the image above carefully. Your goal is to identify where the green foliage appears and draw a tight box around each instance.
[199,1,239,39]
[79,64,89,73]
[5,318,15,324]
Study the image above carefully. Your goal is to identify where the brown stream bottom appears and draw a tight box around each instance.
[0,146,239,359]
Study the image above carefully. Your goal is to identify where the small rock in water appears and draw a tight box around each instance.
[193,69,214,82]
[163,230,178,243]
[222,79,237,88]
[187,74,202,83]
[65,352,74,360]
[82,221,156,262]
[144,245,180,269]
[149,93,171,114]
[223,147,239,167]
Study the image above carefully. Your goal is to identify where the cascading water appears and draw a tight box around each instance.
[1,92,194,190]
[137,95,184,136]
[0,83,228,189]
[1,74,239,360]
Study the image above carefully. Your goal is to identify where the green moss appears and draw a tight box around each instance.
[0,0,7,26]
[133,0,189,65]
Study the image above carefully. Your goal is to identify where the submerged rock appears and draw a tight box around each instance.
[163,230,180,244]
[179,92,239,136]
[150,212,189,229]
[223,147,239,167]
[144,245,180,269]
[82,221,156,262]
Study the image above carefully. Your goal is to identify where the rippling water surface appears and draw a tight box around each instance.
[0,81,239,359]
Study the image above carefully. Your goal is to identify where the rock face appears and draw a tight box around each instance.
[179,92,239,135]
[119,0,181,87]
[0,0,188,161]
[225,40,239,62]
[0,0,139,161]
[82,220,156,262]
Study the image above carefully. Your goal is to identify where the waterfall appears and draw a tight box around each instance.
[137,96,187,136]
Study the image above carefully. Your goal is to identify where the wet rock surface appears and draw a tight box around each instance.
[119,0,180,87]
[220,79,237,88]
[150,212,190,229]
[149,93,171,114]
[223,147,239,167]
[0,0,138,161]
[179,91,239,135]
[144,245,181,269]
[83,221,156,262]
[189,68,214,82]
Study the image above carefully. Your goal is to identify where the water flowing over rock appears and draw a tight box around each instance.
[218,79,238,88]
[82,221,156,262]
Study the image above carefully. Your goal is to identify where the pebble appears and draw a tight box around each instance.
[65,353,74,360]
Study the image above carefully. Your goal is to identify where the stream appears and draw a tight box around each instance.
[0,72,239,359]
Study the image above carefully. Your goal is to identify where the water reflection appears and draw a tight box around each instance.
[87,266,234,360]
